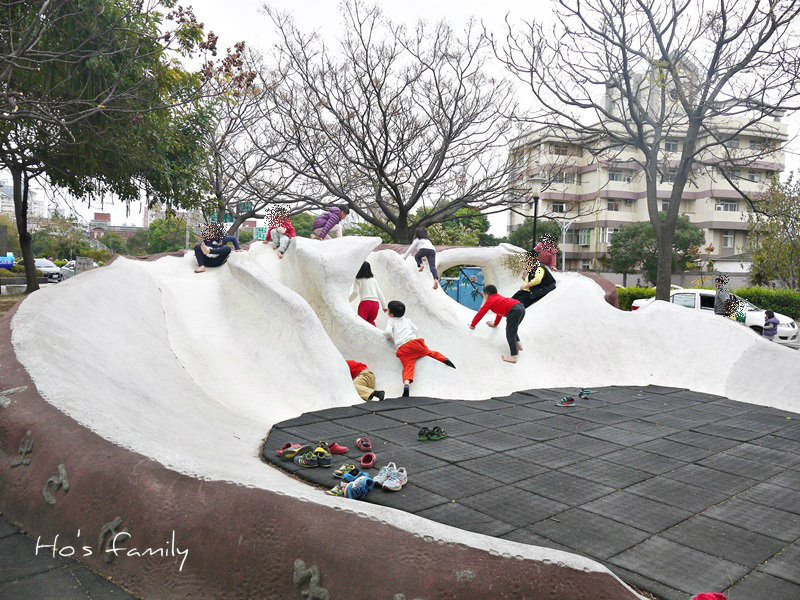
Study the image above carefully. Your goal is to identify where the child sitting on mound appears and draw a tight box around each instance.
[470,284,525,364]
[263,208,296,259]
[384,300,455,397]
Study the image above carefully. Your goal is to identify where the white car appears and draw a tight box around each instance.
[631,288,798,345]
[60,259,98,279]
[19,258,62,283]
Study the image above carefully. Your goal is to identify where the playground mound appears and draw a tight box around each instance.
[4,236,799,599]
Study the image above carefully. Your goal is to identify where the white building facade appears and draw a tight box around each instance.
[507,119,787,271]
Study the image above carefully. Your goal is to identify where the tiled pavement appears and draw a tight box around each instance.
[264,386,800,600]
[0,514,136,599]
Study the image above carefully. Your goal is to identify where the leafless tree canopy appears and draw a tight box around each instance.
[199,49,312,232]
[258,0,520,242]
[496,0,800,298]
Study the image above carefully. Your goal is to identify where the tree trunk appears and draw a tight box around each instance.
[12,167,38,293]
[622,272,628,287]
[654,225,675,300]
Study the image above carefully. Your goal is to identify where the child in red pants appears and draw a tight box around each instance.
[350,262,387,326]
[384,300,455,397]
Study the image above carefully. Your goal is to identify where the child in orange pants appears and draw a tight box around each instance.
[384,300,455,397]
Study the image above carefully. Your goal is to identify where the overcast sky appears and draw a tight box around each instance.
[54,0,800,233]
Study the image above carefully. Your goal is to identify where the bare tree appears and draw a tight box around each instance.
[258,0,521,242]
[497,0,800,299]
[199,49,314,233]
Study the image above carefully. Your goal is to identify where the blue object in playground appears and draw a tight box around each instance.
[442,266,484,311]
[0,252,14,269]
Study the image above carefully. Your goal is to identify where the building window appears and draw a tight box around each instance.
[607,199,620,211]
[608,170,631,182]
[746,170,761,183]
[552,143,569,156]
[564,230,578,244]
[723,138,739,149]
[581,260,591,270]
[551,202,566,213]
[660,200,670,212]
[715,200,739,212]
[664,139,679,153]
[551,171,577,184]
[722,230,734,248]
[578,229,592,246]
[749,138,766,150]
[664,169,677,183]
[603,227,620,244]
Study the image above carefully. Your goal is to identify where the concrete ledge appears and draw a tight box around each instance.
[0,301,639,600]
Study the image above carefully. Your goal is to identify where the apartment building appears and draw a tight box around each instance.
[506,119,787,271]
[0,179,46,221]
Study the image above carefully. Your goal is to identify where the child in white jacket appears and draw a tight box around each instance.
[384,300,455,397]
[350,262,387,326]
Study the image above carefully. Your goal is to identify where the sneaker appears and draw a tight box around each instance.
[345,475,375,500]
[314,448,333,467]
[374,462,398,487]
[556,397,576,407]
[325,482,346,497]
[342,468,368,483]
[443,359,456,369]
[383,467,408,492]
[370,390,386,401]
[293,451,319,467]
[578,388,591,399]
[334,463,357,478]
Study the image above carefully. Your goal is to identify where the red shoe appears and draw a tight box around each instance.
[328,442,348,455]
[276,442,302,457]
[361,452,377,469]
[356,437,372,451]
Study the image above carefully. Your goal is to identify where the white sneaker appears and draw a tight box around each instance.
[374,462,398,487]
[383,467,408,492]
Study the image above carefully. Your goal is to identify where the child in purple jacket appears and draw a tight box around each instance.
[763,310,779,341]
[311,206,349,240]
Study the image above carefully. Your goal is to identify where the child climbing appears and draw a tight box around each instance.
[470,284,525,364]
[534,233,559,271]
[763,310,779,341]
[346,359,385,401]
[263,208,296,259]
[403,227,439,289]
[194,223,241,274]
[511,251,556,308]
[311,206,349,240]
[350,262,387,326]
[384,300,455,397]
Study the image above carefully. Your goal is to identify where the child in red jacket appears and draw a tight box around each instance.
[263,209,296,259]
[346,359,385,401]
[469,284,525,363]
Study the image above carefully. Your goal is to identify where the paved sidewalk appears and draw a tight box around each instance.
[0,514,136,600]
[264,385,800,600]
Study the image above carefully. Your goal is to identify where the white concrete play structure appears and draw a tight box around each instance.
[9,236,800,592]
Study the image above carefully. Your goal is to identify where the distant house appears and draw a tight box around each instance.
[89,213,146,240]
[713,253,752,274]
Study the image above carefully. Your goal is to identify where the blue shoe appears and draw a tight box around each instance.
[345,475,375,500]
[342,468,368,483]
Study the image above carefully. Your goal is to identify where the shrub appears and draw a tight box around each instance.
[735,287,800,320]
[53,259,67,267]
[617,286,656,311]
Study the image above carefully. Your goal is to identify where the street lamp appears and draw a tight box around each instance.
[527,175,545,251]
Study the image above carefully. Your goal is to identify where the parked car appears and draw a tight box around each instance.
[60,259,98,279]
[18,258,62,283]
[631,288,798,345]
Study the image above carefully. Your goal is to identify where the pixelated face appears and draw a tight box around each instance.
[265,206,289,227]
[199,222,225,241]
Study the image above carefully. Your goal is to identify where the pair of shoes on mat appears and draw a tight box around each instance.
[578,388,591,400]
[418,426,447,441]
[277,443,311,461]
[557,397,576,407]
[316,440,348,454]
[293,445,333,468]
[374,462,408,492]
[326,470,375,498]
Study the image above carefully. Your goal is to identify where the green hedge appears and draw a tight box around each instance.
[735,287,800,320]
[617,286,656,311]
